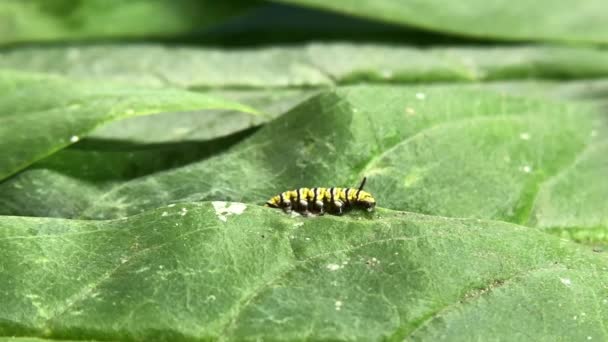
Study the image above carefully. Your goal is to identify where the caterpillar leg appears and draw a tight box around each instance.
[334,200,344,215]
[299,199,312,216]
[315,200,325,215]
[282,201,293,214]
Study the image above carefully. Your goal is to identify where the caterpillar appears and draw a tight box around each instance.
[265,177,376,216]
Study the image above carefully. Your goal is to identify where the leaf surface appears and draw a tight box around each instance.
[2,44,608,88]
[275,0,608,43]
[0,70,259,180]
[1,203,607,341]
[74,86,604,231]
[0,0,252,45]
[3,84,605,241]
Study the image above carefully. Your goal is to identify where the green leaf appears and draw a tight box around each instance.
[88,89,320,144]
[274,0,608,43]
[0,0,253,45]
[0,70,260,181]
[83,86,603,223]
[530,138,608,244]
[0,338,78,342]
[2,44,608,88]
[2,85,605,237]
[1,203,607,340]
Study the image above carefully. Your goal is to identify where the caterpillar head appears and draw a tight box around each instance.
[355,176,376,212]
[357,191,376,212]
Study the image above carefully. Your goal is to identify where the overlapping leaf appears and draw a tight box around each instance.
[275,0,608,43]
[0,70,260,180]
[2,44,608,88]
[0,0,253,45]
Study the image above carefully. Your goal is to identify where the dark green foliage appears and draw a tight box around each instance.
[1,1,607,341]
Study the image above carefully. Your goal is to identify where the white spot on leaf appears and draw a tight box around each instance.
[212,201,247,222]
[335,300,343,311]
[560,278,572,287]
[519,132,530,140]
[70,135,79,143]
[326,264,341,271]
[380,69,393,79]
[366,257,380,266]
[135,266,150,274]
[161,211,168,217]
[521,165,532,173]
[415,92,426,100]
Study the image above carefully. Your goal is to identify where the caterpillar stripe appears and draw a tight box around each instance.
[265,178,376,215]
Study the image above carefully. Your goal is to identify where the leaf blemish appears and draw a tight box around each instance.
[335,300,343,311]
[381,69,394,79]
[560,278,572,287]
[212,201,247,222]
[135,266,150,274]
[462,279,506,302]
[326,263,342,271]
[519,132,531,140]
[366,257,380,266]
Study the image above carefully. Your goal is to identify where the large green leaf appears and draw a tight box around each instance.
[2,44,608,88]
[1,203,607,340]
[0,0,253,45]
[275,0,608,43]
[0,70,260,180]
[2,85,605,240]
[82,86,603,225]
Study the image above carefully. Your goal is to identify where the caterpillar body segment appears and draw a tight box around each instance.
[265,178,376,216]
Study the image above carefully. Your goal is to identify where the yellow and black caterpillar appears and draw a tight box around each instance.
[266,177,376,215]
